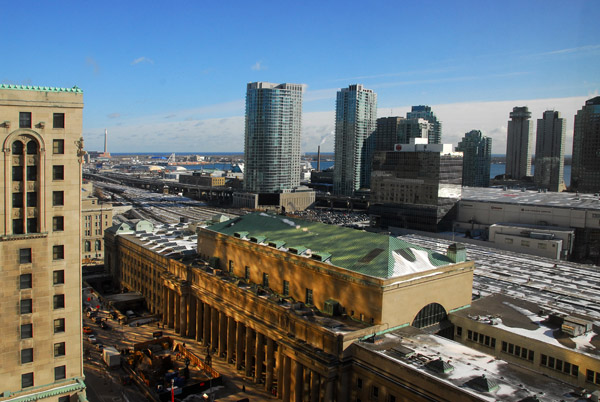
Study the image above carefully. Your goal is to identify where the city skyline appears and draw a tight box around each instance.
[2,1,598,153]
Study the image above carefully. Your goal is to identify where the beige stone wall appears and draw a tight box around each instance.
[82,195,112,262]
[0,88,84,398]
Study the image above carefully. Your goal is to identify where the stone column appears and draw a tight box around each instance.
[187,294,196,338]
[236,323,245,371]
[245,326,255,377]
[179,293,188,337]
[302,368,311,402]
[291,359,303,402]
[218,311,227,358]
[174,292,181,333]
[203,303,211,347]
[195,298,203,342]
[282,355,292,402]
[254,332,264,384]
[162,286,168,324]
[265,338,275,393]
[310,371,320,402]
[276,345,285,399]
[167,289,175,328]
[321,380,334,402]
[211,308,219,351]
[226,316,236,365]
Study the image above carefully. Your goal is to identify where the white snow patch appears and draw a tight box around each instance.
[391,248,437,276]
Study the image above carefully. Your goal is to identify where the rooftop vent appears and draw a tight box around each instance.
[268,240,286,249]
[388,345,415,359]
[249,235,266,244]
[464,374,499,393]
[311,251,332,263]
[425,358,454,374]
[447,243,466,263]
[288,246,308,255]
[323,299,341,316]
[234,231,249,239]
[561,316,592,337]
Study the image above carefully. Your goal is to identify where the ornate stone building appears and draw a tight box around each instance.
[0,85,86,400]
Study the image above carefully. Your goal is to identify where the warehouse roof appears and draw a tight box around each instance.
[206,212,461,279]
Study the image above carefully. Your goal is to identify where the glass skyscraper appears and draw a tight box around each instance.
[244,82,303,193]
[333,84,377,196]
[456,130,492,187]
[534,110,565,192]
[572,96,600,193]
[406,105,442,144]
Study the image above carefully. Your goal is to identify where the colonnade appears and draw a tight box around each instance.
[161,286,335,401]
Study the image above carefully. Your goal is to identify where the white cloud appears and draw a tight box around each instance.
[529,44,600,58]
[251,61,265,71]
[83,95,592,155]
[131,57,154,65]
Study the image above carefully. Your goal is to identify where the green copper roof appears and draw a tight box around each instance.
[207,212,455,279]
[0,84,83,93]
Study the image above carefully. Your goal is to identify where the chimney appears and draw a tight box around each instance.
[317,146,321,171]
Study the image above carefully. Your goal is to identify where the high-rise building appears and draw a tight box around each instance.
[398,117,431,144]
[244,82,303,193]
[333,84,377,195]
[0,84,86,400]
[456,130,492,187]
[406,105,442,144]
[374,116,404,152]
[370,139,463,232]
[534,110,566,192]
[572,96,600,193]
[506,106,534,179]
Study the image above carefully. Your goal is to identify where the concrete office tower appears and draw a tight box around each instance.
[333,84,377,195]
[534,110,566,192]
[244,82,303,193]
[375,116,404,152]
[407,105,442,144]
[506,106,534,179]
[0,85,86,399]
[572,96,600,193]
[456,130,492,187]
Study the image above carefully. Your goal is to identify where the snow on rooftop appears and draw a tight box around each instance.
[391,248,437,276]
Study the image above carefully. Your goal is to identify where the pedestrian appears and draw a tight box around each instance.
[242,385,246,392]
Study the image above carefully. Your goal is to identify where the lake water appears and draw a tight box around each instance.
[183,160,571,186]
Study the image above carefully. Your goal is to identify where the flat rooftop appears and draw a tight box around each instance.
[461,187,600,211]
[358,328,583,402]
[399,234,600,323]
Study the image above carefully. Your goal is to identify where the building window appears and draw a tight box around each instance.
[20,273,32,289]
[306,288,313,305]
[12,140,24,154]
[53,113,65,128]
[371,385,379,399]
[521,240,530,247]
[20,248,32,264]
[21,323,33,339]
[84,241,91,252]
[95,240,101,251]
[505,238,513,244]
[54,342,66,357]
[53,191,64,206]
[53,270,65,285]
[26,192,37,207]
[263,273,269,288]
[283,280,289,296]
[456,326,462,337]
[53,216,64,231]
[54,318,65,333]
[389,396,396,402]
[12,166,23,181]
[54,365,66,380]
[26,165,37,181]
[245,266,250,281]
[21,298,33,314]
[19,112,31,128]
[13,192,23,207]
[53,245,64,260]
[228,260,234,273]
[53,165,64,180]
[53,294,65,309]
[53,139,65,154]
[22,372,34,388]
[21,348,33,364]
[26,140,37,155]
[27,218,37,234]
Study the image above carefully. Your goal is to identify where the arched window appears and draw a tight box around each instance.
[412,303,447,329]
[95,240,101,251]
[85,241,91,252]
[12,140,24,154]
[26,140,38,155]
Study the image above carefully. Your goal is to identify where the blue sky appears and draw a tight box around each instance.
[2,0,599,153]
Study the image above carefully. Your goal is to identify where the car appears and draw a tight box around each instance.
[95,343,104,351]
[88,335,97,344]
[83,326,93,335]
[100,321,110,330]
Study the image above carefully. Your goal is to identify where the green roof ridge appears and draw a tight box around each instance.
[0,84,83,93]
